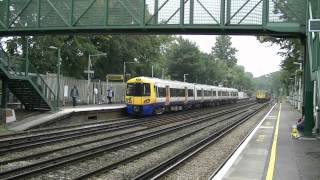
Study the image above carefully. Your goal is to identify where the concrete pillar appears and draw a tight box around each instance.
[303,41,314,137]
[1,79,8,108]
[0,109,5,126]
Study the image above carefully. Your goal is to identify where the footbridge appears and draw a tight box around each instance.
[0,0,306,36]
[0,0,319,136]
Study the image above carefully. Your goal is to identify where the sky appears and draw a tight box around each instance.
[182,35,282,77]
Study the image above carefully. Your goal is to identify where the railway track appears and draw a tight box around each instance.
[0,101,261,179]
[0,101,255,155]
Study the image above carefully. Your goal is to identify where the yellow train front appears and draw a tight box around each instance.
[125,77,157,116]
[256,90,271,103]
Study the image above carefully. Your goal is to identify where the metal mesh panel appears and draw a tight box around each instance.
[193,0,220,24]
[184,0,190,24]
[145,0,155,24]
[0,1,6,29]
[0,0,308,34]
[108,0,144,25]
[228,0,263,25]
[156,0,180,24]
[40,0,71,27]
[9,0,38,28]
[74,0,105,26]
[268,0,306,24]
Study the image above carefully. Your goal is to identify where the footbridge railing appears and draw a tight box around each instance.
[0,0,306,36]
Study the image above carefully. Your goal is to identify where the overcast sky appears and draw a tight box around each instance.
[182,35,282,77]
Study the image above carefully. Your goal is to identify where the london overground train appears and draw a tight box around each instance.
[125,76,239,116]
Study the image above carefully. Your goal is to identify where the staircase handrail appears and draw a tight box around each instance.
[27,62,57,106]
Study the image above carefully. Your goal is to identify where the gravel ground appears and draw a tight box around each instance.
[161,104,272,180]
[31,111,248,179]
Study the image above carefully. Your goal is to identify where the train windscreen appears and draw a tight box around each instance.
[126,83,151,96]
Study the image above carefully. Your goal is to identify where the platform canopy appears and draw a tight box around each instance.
[0,0,306,36]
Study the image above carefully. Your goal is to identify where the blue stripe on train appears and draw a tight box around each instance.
[126,104,158,116]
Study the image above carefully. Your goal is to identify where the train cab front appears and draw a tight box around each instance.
[125,81,154,116]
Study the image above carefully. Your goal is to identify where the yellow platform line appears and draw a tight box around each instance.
[266,103,282,180]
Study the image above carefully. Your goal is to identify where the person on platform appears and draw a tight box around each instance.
[70,85,79,107]
[107,87,114,104]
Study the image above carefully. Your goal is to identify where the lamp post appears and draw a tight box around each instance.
[294,62,303,110]
[123,60,140,102]
[183,73,189,82]
[49,46,61,109]
[123,60,140,83]
[151,65,154,77]
[86,53,107,104]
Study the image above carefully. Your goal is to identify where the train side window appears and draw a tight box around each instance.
[158,87,166,97]
[204,90,210,96]
[170,88,175,97]
[218,91,221,96]
[213,91,216,96]
[180,89,185,97]
[188,89,193,97]
[197,90,202,97]
[170,88,185,97]
[144,84,151,96]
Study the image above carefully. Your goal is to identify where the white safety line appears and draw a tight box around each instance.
[209,103,277,180]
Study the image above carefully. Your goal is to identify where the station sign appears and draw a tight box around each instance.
[106,74,124,81]
[309,19,320,32]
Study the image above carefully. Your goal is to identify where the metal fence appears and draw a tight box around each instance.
[41,73,125,105]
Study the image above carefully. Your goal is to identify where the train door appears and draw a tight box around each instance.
[165,85,170,105]
[184,87,188,104]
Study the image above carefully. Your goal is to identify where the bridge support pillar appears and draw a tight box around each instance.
[1,79,8,109]
[303,40,314,137]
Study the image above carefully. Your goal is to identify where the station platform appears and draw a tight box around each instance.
[212,102,320,180]
[7,103,126,131]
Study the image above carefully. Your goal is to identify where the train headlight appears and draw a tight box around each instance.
[126,98,132,104]
[144,99,150,103]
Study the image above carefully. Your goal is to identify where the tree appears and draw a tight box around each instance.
[211,35,238,68]
[166,37,202,82]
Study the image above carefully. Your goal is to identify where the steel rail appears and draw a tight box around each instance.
[0,100,253,140]
[0,103,257,180]
[0,110,201,148]
[0,102,255,164]
[74,103,262,180]
[132,103,268,180]
[0,102,255,154]
[0,100,253,141]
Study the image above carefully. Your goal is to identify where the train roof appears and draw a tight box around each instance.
[127,76,238,91]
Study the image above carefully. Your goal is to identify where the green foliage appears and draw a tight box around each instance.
[166,37,202,82]
[1,34,254,91]
[258,36,303,94]
[166,36,254,91]
[211,35,238,68]
[254,70,290,96]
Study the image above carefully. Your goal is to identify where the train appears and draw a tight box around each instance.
[256,90,271,103]
[125,76,239,116]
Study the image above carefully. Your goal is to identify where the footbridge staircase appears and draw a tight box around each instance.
[0,46,56,110]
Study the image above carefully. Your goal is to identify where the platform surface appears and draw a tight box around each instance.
[213,102,320,180]
[7,103,126,131]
